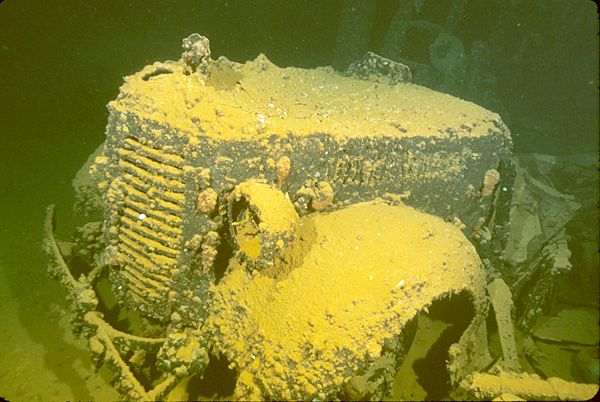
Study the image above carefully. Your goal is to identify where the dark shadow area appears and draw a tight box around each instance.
[456,0,499,47]
[67,253,95,281]
[213,202,236,284]
[416,0,454,27]
[486,303,503,363]
[187,353,237,400]
[94,275,143,336]
[412,292,475,400]
[367,0,401,50]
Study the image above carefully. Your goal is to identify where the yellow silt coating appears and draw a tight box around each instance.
[209,201,487,400]
[109,55,506,145]
[228,180,300,266]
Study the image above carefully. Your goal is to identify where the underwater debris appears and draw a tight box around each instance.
[46,34,596,401]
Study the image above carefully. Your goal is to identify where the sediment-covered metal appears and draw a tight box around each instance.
[90,38,510,324]
[228,180,299,269]
[44,205,181,401]
[209,201,489,400]
[47,33,521,401]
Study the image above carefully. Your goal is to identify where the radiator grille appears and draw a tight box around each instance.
[113,136,186,313]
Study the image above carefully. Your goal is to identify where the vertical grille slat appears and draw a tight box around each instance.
[107,135,188,318]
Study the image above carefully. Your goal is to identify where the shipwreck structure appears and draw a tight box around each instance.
[44,34,597,401]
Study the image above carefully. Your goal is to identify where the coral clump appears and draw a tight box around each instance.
[197,188,218,214]
[276,156,291,187]
[311,181,334,211]
[481,169,500,197]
